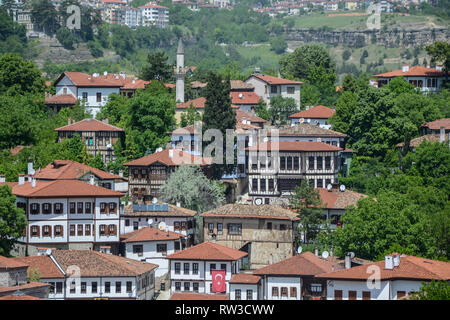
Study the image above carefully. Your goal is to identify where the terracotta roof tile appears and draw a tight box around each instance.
[124,149,212,167]
[0,282,50,294]
[230,91,261,105]
[34,160,124,181]
[44,94,77,105]
[316,255,450,281]
[374,66,446,78]
[0,256,28,269]
[201,204,299,221]
[235,109,267,124]
[254,252,342,276]
[62,72,124,87]
[170,293,229,300]
[397,134,447,148]
[230,80,254,91]
[176,97,206,109]
[421,118,450,130]
[289,105,335,119]
[123,203,196,217]
[0,295,41,300]
[2,179,124,198]
[120,226,185,243]
[166,242,247,261]
[316,188,368,209]
[12,256,64,279]
[51,250,157,277]
[270,123,346,137]
[249,74,303,85]
[246,141,342,152]
[230,274,261,284]
[55,118,124,132]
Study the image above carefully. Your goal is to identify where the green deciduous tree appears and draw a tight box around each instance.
[180,103,202,128]
[0,185,27,256]
[289,180,324,244]
[30,0,60,35]
[425,41,450,82]
[0,53,45,95]
[268,95,298,126]
[411,280,450,300]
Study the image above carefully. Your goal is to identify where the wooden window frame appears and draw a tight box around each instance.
[70,225,75,236]
[272,287,278,297]
[69,202,76,214]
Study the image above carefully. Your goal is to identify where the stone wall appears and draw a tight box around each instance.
[283,27,449,48]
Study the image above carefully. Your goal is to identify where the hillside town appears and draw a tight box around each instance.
[0,33,449,302]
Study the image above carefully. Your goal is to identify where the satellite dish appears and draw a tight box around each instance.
[148,219,153,226]
[327,184,333,191]
[349,252,355,259]
[158,222,166,231]
[254,198,263,206]
[339,185,346,192]
[322,251,329,259]
[306,119,311,123]
[299,118,304,123]
[45,248,52,255]
[152,197,158,204]
[297,246,303,254]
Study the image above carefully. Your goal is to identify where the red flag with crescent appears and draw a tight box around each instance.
[211,270,226,293]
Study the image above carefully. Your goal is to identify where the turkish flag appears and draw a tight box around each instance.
[211,270,226,293]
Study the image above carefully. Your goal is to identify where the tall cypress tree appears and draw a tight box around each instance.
[202,72,236,179]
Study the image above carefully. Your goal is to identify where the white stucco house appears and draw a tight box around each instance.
[289,105,335,129]
[316,253,450,300]
[245,73,303,108]
[12,249,157,300]
[229,274,262,300]
[120,226,185,278]
[373,65,447,93]
[166,242,247,296]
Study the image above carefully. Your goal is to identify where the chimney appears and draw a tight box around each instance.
[345,254,351,269]
[402,65,409,73]
[0,174,5,183]
[314,247,319,257]
[169,149,174,158]
[89,174,95,185]
[68,117,72,125]
[393,253,400,267]
[18,174,25,185]
[436,65,443,71]
[254,67,261,74]
[27,175,32,183]
[27,161,34,175]
[118,170,123,178]
[176,201,181,207]
[426,65,430,69]
[440,126,445,143]
[102,118,109,124]
[31,177,36,188]
[385,255,394,270]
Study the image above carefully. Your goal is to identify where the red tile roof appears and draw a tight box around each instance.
[12,256,64,279]
[421,118,450,130]
[124,149,212,167]
[34,160,123,181]
[121,79,150,90]
[120,226,185,243]
[316,188,368,209]
[230,274,261,284]
[10,145,25,156]
[396,134,447,148]
[2,179,124,198]
[166,242,247,261]
[270,123,346,138]
[249,74,302,85]
[374,66,446,78]
[0,282,50,294]
[0,256,28,270]
[60,72,124,87]
[230,80,254,91]
[289,105,335,119]
[230,91,261,105]
[55,118,124,132]
[170,293,229,300]
[201,204,299,221]
[51,250,157,277]
[235,109,266,124]
[176,97,206,109]
[246,141,342,152]
[316,254,450,281]
[44,94,77,105]
[0,295,41,300]
[254,251,342,276]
